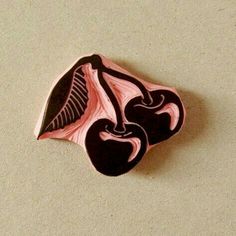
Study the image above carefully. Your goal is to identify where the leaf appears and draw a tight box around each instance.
[38,66,89,137]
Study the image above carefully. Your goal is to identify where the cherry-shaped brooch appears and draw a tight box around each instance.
[35,54,185,176]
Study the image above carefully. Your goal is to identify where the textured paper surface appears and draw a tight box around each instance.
[1,0,236,235]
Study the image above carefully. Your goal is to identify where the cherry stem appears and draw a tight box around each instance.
[97,70,126,133]
[87,54,152,132]
[103,67,153,105]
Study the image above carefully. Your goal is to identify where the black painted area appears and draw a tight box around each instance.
[43,71,73,130]
[85,119,147,176]
[38,54,185,176]
[38,66,88,136]
[125,90,184,145]
[97,69,125,132]
[38,55,103,138]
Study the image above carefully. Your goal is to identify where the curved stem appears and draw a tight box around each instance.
[97,70,125,133]
[103,67,152,105]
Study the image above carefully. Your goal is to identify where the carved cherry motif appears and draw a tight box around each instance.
[35,54,185,176]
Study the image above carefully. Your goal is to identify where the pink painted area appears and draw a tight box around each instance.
[99,131,141,163]
[155,103,180,131]
[35,54,185,165]
[36,63,117,149]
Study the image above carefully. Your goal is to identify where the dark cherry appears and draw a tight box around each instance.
[125,90,184,145]
[85,119,147,176]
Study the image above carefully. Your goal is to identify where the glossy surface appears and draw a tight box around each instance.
[35,54,185,176]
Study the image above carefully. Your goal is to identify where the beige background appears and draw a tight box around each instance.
[1,0,236,235]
